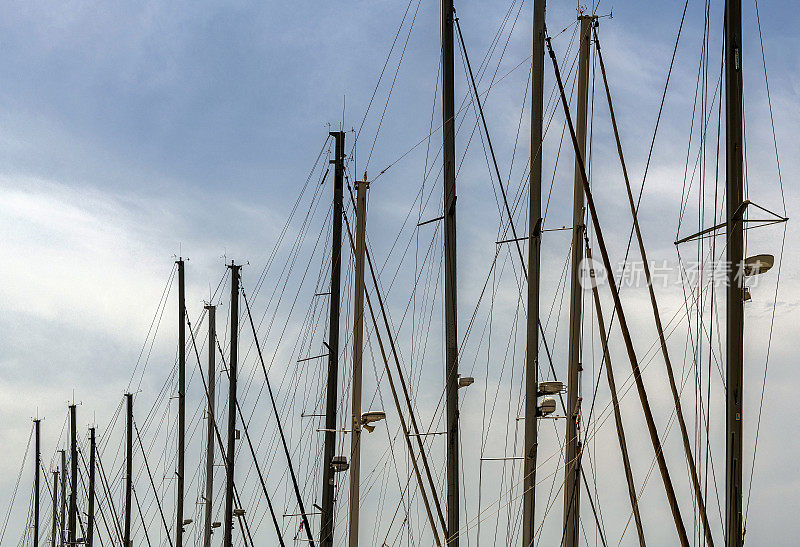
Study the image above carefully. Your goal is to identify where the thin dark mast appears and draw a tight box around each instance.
[522,0,545,543]
[347,175,368,547]
[132,486,152,547]
[87,427,96,547]
[546,36,690,545]
[320,130,345,547]
[442,0,458,543]
[203,304,216,547]
[594,25,714,547]
[59,449,66,547]
[93,444,122,543]
[591,23,712,544]
[68,405,77,546]
[34,419,41,547]
[724,0,745,544]
[51,470,58,547]
[134,423,173,546]
[176,258,186,547]
[585,243,646,546]
[563,15,592,547]
[124,393,133,547]
[341,191,445,544]
[200,319,286,546]
[223,262,240,547]
[242,290,316,547]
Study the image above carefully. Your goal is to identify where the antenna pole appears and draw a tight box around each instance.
[223,263,240,547]
[442,0,459,542]
[522,1,545,543]
[725,0,745,544]
[34,419,41,547]
[59,450,66,547]
[87,427,96,547]
[563,15,593,547]
[124,393,133,547]
[347,176,369,547]
[320,130,345,547]
[68,405,77,546]
[176,258,186,547]
[203,304,217,547]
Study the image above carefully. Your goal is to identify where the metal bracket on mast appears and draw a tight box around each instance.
[675,200,787,245]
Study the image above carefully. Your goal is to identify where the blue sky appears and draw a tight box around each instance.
[1,0,798,544]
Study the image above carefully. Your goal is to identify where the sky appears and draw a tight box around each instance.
[1,0,799,545]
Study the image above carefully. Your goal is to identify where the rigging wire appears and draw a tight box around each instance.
[0,423,34,543]
[455,16,614,543]
[742,0,790,529]
[350,0,418,163]
[241,289,316,546]
[364,0,424,171]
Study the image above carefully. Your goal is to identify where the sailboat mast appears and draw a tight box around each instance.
[124,393,133,547]
[724,0,745,544]
[51,470,58,547]
[563,15,592,546]
[59,449,65,547]
[591,22,714,543]
[585,243,646,545]
[203,304,217,547]
[547,36,690,545]
[522,0,545,543]
[87,427,96,547]
[442,0,459,543]
[34,419,41,547]
[320,130,345,547]
[68,405,77,546]
[176,258,187,547]
[223,263,240,547]
[348,176,369,547]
